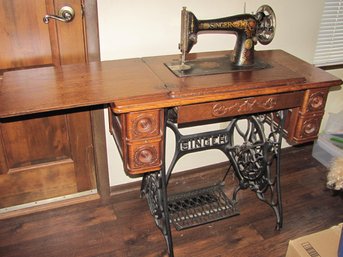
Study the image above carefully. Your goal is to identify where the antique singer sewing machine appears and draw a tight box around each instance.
[166,5,276,76]
[1,3,341,257]
[140,5,286,256]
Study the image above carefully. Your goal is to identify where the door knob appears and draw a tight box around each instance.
[43,6,75,24]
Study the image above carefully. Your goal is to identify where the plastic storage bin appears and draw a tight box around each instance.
[312,134,343,168]
[325,111,343,135]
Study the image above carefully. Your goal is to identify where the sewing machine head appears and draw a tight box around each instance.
[167,5,276,77]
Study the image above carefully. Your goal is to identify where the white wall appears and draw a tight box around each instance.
[97,0,342,186]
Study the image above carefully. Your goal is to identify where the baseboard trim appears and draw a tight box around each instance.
[110,161,230,196]
[0,190,100,220]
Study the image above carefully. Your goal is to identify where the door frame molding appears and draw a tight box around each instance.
[0,0,110,219]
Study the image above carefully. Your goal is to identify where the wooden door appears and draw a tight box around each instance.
[0,0,105,209]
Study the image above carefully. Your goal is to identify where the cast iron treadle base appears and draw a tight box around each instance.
[167,184,239,230]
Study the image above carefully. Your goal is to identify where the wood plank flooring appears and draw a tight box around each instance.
[0,144,342,257]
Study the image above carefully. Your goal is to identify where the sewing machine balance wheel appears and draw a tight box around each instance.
[256,5,276,45]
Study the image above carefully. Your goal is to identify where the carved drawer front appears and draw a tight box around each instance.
[293,113,323,142]
[126,139,162,173]
[286,88,329,144]
[125,110,161,140]
[118,109,164,174]
[302,88,329,113]
[177,91,304,124]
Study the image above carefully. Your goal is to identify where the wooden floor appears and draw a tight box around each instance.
[0,144,342,257]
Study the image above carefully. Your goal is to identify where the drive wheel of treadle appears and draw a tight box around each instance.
[256,5,276,45]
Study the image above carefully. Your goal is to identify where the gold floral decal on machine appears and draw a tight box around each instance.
[198,19,255,38]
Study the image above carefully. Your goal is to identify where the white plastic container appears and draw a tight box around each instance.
[312,134,343,168]
[325,111,343,135]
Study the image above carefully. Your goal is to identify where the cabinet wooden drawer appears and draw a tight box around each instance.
[125,110,162,140]
[126,139,162,173]
[109,109,164,175]
[284,88,329,144]
[177,91,304,124]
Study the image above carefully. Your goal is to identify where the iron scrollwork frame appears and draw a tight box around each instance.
[141,109,287,257]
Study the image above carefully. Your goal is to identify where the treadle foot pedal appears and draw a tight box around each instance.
[168,184,239,230]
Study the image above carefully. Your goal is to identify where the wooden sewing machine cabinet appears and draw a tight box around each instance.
[108,50,337,175]
[1,50,341,257]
